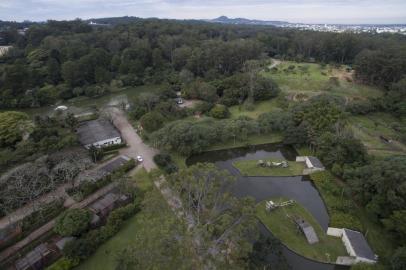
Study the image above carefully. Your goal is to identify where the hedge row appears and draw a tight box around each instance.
[66,159,136,201]
[0,200,65,252]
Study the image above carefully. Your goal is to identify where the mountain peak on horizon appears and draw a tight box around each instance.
[209,16,288,26]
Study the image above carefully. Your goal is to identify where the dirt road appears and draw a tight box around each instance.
[110,108,158,172]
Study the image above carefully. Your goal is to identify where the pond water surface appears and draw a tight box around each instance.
[187,144,349,270]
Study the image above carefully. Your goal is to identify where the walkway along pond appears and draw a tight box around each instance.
[186,143,350,270]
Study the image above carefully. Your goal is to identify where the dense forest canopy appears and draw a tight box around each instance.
[0,18,406,109]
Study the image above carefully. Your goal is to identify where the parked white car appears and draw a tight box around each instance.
[137,155,144,162]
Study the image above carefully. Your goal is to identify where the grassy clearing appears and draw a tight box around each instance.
[348,113,406,157]
[75,169,183,270]
[256,198,347,263]
[229,99,282,119]
[263,61,382,100]
[207,133,284,151]
[233,159,305,177]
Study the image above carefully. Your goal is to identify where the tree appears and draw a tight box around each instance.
[383,210,406,243]
[170,163,258,267]
[0,111,30,147]
[248,236,289,270]
[391,247,406,270]
[140,111,165,133]
[210,104,230,119]
[54,208,92,236]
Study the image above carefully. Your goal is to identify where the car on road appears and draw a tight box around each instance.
[136,155,143,162]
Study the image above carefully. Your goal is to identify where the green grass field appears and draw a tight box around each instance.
[229,99,282,119]
[233,159,305,176]
[256,198,347,263]
[262,61,382,100]
[348,113,406,157]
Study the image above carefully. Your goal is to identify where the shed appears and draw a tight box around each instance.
[55,237,76,251]
[343,229,377,264]
[296,156,325,174]
[89,193,120,218]
[76,119,122,149]
[295,217,319,244]
[15,243,52,270]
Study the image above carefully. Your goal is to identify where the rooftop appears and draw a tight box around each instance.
[295,218,319,244]
[77,119,121,145]
[344,229,376,261]
[307,156,324,169]
[15,243,51,270]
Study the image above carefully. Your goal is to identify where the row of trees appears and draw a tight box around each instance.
[2,18,406,109]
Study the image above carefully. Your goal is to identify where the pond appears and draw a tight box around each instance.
[186,143,349,270]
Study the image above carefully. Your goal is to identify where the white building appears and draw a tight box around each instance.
[77,119,122,149]
[0,46,12,57]
[296,156,325,174]
[327,228,377,265]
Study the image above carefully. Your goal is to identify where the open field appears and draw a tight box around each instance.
[348,113,406,157]
[262,61,382,101]
[229,99,282,119]
[233,158,305,176]
[256,198,347,263]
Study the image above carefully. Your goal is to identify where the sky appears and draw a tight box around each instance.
[1,0,406,24]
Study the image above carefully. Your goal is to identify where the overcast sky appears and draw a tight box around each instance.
[1,0,406,24]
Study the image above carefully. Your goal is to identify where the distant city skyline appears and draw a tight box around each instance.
[1,0,406,24]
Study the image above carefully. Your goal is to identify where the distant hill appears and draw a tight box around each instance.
[208,16,288,26]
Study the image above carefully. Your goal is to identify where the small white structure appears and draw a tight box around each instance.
[0,46,12,57]
[77,119,122,149]
[296,156,325,174]
[55,105,68,111]
[327,227,377,265]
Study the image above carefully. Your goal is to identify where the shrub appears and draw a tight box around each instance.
[140,111,165,133]
[153,154,178,174]
[54,209,92,237]
[22,200,65,232]
[330,212,363,231]
[45,257,79,270]
[210,104,230,119]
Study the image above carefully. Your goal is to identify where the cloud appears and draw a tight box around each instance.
[0,0,405,24]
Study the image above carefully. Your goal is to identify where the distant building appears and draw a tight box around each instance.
[77,119,122,149]
[0,45,12,57]
[327,227,377,265]
[294,217,319,244]
[296,156,325,174]
[14,243,52,270]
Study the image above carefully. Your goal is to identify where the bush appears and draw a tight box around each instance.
[22,200,65,232]
[330,212,363,231]
[46,257,79,270]
[140,111,165,133]
[54,209,92,237]
[210,104,230,119]
[62,201,139,262]
[153,154,178,174]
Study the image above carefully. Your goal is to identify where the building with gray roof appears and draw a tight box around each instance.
[294,217,319,244]
[76,119,122,149]
[15,243,52,270]
[342,229,377,264]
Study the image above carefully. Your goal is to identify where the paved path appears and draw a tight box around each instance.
[110,108,158,172]
[110,108,194,227]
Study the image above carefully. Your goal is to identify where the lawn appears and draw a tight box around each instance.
[256,198,347,263]
[263,61,382,100]
[233,158,305,176]
[348,113,406,157]
[229,99,282,119]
